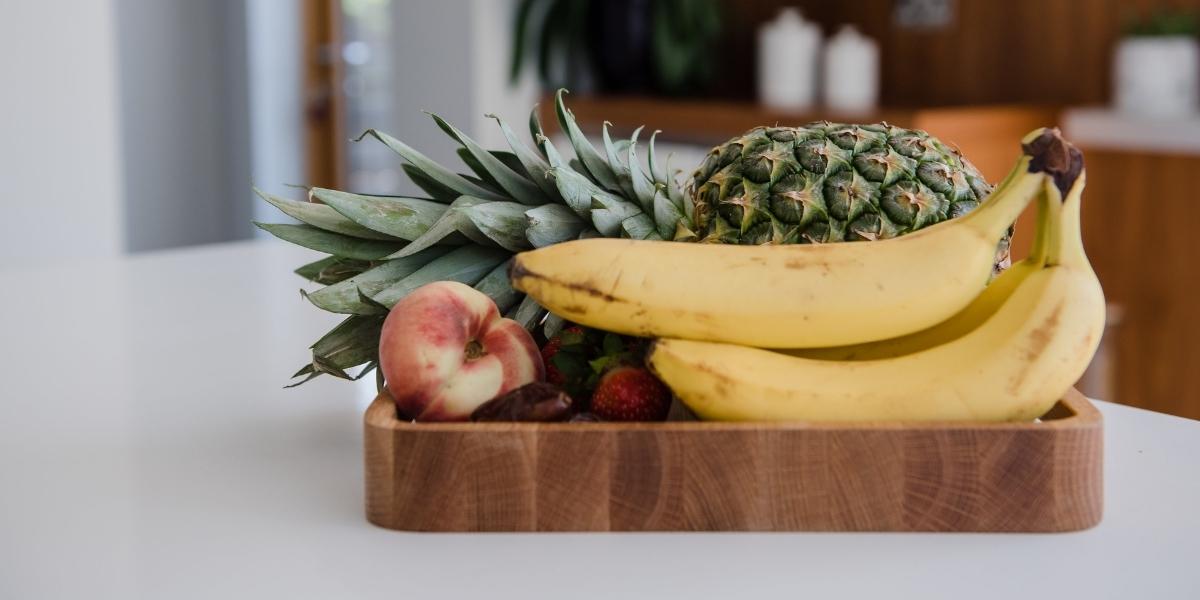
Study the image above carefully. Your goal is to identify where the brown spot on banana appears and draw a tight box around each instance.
[1008,302,1064,394]
[509,258,623,303]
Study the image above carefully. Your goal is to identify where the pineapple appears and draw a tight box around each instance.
[690,124,997,245]
[259,90,1007,387]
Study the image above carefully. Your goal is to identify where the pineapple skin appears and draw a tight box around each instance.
[690,124,998,247]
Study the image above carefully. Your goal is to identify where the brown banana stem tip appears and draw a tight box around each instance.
[1022,128,1084,197]
[507,258,526,286]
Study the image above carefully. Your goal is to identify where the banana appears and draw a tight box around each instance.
[647,156,1106,423]
[511,129,1059,348]
[785,186,1053,361]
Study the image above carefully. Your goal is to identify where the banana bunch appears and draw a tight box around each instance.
[511,129,1106,421]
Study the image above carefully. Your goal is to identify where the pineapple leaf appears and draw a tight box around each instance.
[543,313,565,339]
[357,129,508,201]
[626,127,657,212]
[665,153,691,220]
[311,314,385,371]
[474,259,522,314]
[355,287,392,314]
[540,135,570,170]
[454,149,532,193]
[284,363,321,388]
[459,201,534,252]
[525,203,585,248]
[371,245,510,308]
[456,148,499,188]
[554,89,621,191]
[430,113,546,206]
[589,194,644,237]
[384,195,493,259]
[648,130,668,183]
[255,188,400,241]
[652,188,687,239]
[490,113,560,200]
[529,106,549,159]
[548,165,629,222]
[648,130,687,208]
[401,163,458,203]
[352,361,378,381]
[311,188,452,242]
[602,122,638,200]
[491,150,529,178]
[304,247,453,315]
[311,355,353,380]
[506,294,546,330]
[294,256,372,284]
[254,223,404,260]
[621,213,659,240]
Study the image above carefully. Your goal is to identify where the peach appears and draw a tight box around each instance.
[379,281,544,421]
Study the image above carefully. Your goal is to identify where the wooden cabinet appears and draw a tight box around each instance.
[1074,149,1200,419]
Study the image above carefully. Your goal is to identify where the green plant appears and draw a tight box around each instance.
[510,0,591,89]
[651,0,721,94]
[509,0,723,94]
[1124,9,1199,37]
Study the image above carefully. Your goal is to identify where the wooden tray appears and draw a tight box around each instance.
[364,389,1102,532]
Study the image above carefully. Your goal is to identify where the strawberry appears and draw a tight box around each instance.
[590,366,671,422]
[540,326,583,386]
[540,336,566,385]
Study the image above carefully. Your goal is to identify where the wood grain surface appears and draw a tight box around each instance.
[364,389,1102,532]
[1078,150,1200,419]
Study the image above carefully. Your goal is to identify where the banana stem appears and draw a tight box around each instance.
[1027,188,1052,268]
[1044,171,1090,269]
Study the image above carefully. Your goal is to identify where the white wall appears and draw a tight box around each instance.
[0,1,125,261]
[469,0,540,148]
[113,0,256,253]
[247,0,307,226]
[387,0,537,196]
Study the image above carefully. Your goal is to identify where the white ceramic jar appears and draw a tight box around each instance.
[1114,36,1199,118]
[757,8,822,111]
[822,25,880,114]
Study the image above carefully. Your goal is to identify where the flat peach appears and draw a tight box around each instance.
[379,281,543,421]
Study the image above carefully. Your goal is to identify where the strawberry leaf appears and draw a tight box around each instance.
[602,333,624,356]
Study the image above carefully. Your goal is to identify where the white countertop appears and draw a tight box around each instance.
[1,241,1198,600]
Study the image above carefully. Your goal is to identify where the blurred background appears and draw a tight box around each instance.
[2,0,1197,419]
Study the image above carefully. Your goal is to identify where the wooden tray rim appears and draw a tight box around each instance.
[366,388,1100,433]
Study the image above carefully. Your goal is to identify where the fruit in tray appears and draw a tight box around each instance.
[259,89,1006,389]
[379,281,542,421]
[259,89,1104,424]
[520,130,1106,421]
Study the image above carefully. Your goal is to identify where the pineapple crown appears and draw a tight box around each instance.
[256,89,694,387]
